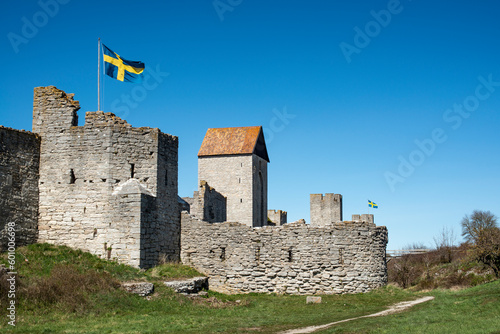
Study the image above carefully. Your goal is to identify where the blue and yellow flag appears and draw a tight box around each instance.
[368,200,378,208]
[102,44,145,83]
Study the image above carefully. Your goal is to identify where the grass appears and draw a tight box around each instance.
[1,244,499,333]
[317,281,500,333]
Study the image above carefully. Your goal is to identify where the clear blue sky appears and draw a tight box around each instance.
[2,0,499,250]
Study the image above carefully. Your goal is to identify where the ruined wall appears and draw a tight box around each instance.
[268,210,287,226]
[190,180,226,223]
[310,193,343,226]
[33,86,179,268]
[0,127,40,250]
[181,213,388,295]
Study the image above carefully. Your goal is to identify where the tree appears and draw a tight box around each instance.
[433,226,457,263]
[461,210,498,244]
[473,227,500,277]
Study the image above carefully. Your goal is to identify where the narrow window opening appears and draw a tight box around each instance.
[240,198,243,203]
[239,178,241,183]
[220,247,226,261]
[339,248,344,265]
[255,246,261,262]
[165,169,168,186]
[241,163,243,167]
[69,169,76,184]
[130,163,135,178]
[288,249,293,262]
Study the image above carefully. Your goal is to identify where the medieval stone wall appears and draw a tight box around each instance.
[0,127,40,250]
[352,214,374,224]
[267,209,287,226]
[198,155,255,226]
[181,212,388,295]
[190,180,226,223]
[33,86,179,268]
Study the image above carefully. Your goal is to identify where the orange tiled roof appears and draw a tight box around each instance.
[198,126,269,162]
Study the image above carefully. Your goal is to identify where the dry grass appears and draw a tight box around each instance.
[19,263,120,313]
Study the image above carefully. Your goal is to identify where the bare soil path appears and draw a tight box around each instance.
[279,296,435,334]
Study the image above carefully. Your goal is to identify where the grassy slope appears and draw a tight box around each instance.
[1,244,499,333]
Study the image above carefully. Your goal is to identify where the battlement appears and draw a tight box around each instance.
[352,214,374,224]
[310,193,342,202]
[310,193,343,226]
[84,111,132,128]
[32,86,80,136]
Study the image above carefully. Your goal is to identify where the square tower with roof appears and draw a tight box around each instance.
[197,126,269,227]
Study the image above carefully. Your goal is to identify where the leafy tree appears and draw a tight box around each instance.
[461,210,498,243]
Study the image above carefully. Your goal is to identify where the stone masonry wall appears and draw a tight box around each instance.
[352,214,374,224]
[198,155,254,226]
[268,210,287,226]
[310,193,343,226]
[190,180,227,223]
[33,86,179,268]
[0,127,40,250]
[181,212,388,295]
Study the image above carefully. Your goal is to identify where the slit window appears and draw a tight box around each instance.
[288,249,293,262]
[130,163,135,178]
[220,247,226,261]
[69,169,76,184]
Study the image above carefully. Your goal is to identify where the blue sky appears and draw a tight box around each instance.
[1,0,499,250]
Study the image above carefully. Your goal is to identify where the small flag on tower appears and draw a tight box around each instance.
[102,44,145,83]
[368,200,378,208]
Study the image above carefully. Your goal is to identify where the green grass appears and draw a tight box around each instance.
[317,280,500,333]
[1,244,499,333]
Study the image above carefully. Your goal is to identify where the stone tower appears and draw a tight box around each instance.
[310,193,343,226]
[197,126,269,227]
[32,86,179,268]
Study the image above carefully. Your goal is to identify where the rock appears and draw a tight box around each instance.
[164,277,208,294]
[122,282,154,297]
[306,296,322,304]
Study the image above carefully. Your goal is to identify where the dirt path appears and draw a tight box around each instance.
[279,296,435,334]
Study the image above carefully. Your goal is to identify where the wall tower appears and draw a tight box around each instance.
[197,126,269,227]
[310,193,343,226]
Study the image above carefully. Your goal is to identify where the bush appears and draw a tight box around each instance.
[20,264,120,313]
[471,227,500,277]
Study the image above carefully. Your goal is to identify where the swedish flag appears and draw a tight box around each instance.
[368,200,378,208]
[102,44,145,83]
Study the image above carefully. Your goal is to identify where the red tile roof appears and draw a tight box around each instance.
[198,126,269,162]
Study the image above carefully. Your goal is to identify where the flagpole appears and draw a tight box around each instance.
[98,38,101,111]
